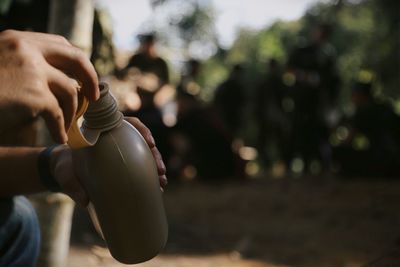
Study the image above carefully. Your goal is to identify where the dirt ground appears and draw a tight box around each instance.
[68,176,400,267]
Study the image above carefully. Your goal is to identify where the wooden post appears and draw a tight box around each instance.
[48,0,94,54]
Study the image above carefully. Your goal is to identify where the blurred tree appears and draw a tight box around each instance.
[301,0,400,101]
[194,0,399,144]
[91,8,117,77]
[149,0,217,59]
[366,0,400,98]
[143,0,400,144]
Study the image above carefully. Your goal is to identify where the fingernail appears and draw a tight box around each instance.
[63,133,69,144]
[160,175,168,187]
[161,160,166,173]
[59,133,68,144]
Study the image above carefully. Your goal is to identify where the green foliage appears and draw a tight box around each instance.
[176,3,216,44]
[153,0,399,105]
[151,0,217,59]
[197,55,229,102]
[199,0,399,105]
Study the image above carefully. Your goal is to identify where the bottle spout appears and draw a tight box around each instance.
[67,82,123,149]
[83,82,123,131]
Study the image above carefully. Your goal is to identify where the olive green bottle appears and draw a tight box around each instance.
[70,82,168,264]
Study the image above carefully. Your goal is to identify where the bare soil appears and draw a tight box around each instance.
[68,176,400,267]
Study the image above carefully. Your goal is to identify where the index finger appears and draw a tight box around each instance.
[125,117,156,148]
[36,41,99,101]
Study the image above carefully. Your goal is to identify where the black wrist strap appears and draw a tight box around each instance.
[37,146,62,192]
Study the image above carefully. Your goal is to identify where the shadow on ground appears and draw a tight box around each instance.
[70,176,400,267]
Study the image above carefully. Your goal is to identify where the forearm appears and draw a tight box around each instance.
[0,146,47,197]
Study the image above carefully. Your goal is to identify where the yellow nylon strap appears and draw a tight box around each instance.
[67,94,91,149]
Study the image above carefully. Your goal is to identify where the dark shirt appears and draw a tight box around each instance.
[353,101,400,155]
[214,77,244,132]
[125,53,169,85]
[287,43,340,116]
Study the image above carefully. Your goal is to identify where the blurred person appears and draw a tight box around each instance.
[117,33,169,86]
[0,30,167,267]
[255,59,288,168]
[171,59,244,180]
[124,75,171,173]
[332,80,400,177]
[285,23,340,175]
[176,58,201,99]
[118,33,171,175]
[213,64,245,136]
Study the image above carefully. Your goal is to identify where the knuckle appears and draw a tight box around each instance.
[0,32,33,57]
[45,98,63,117]
[29,75,46,92]
[4,33,26,52]
[0,29,18,40]
[54,35,70,45]
[21,56,42,70]
[71,47,87,64]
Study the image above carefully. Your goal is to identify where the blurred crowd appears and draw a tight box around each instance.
[114,24,400,181]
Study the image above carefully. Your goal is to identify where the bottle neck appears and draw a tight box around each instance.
[83,82,123,131]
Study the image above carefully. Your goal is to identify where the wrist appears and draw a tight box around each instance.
[37,146,62,192]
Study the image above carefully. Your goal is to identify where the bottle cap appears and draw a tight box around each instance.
[67,82,123,149]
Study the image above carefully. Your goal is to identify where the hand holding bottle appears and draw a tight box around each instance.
[50,117,167,206]
[0,30,99,143]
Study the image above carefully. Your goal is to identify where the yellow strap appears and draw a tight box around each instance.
[67,94,92,149]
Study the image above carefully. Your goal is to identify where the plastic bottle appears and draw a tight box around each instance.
[69,82,168,264]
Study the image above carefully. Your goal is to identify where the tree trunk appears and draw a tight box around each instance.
[48,0,94,55]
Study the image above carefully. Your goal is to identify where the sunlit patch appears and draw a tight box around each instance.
[283,72,296,86]
[352,134,370,151]
[394,100,400,116]
[229,250,242,260]
[163,113,177,127]
[291,157,304,174]
[344,104,355,117]
[271,160,286,178]
[154,84,176,107]
[231,138,244,153]
[136,73,160,92]
[357,69,374,84]
[310,160,321,175]
[186,81,201,96]
[182,165,197,180]
[329,134,340,147]
[282,97,295,112]
[124,91,141,111]
[239,146,258,161]
[245,161,260,177]
[336,126,349,141]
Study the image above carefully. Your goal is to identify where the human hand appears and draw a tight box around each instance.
[124,117,168,190]
[0,30,99,143]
